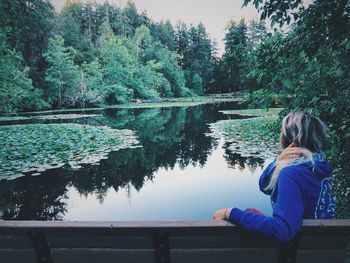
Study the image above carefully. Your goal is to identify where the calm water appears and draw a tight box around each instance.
[0,103,273,220]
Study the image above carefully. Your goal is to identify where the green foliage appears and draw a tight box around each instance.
[217,18,268,93]
[0,0,54,89]
[243,0,303,27]
[243,89,279,109]
[144,41,187,97]
[192,74,204,95]
[0,31,35,114]
[150,20,176,51]
[247,32,284,91]
[245,0,350,217]
[44,35,80,108]
[0,1,217,114]
[0,123,139,180]
[97,26,134,103]
[81,60,104,106]
[55,11,94,64]
[175,22,215,94]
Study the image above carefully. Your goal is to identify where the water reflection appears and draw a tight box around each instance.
[223,141,265,171]
[0,171,68,220]
[0,103,272,220]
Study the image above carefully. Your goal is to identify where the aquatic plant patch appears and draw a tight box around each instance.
[0,114,101,122]
[0,116,30,121]
[0,124,139,180]
[208,110,281,159]
[220,108,283,117]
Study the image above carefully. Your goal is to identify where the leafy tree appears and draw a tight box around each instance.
[97,24,134,103]
[132,25,152,65]
[192,74,204,95]
[0,31,33,114]
[132,61,162,99]
[243,0,307,27]
[81,60,105,106]
[245,0,350,217]
[144,41,187,97]
[0,0,54,89]
[44,35,80,108]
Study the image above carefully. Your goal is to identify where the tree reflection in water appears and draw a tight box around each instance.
[0,103,265,220]
[0,170,68,220]
[222,142,265,173]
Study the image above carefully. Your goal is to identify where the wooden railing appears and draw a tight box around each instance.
[0,219,349,263]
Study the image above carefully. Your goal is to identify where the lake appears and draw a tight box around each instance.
[0,102,273,221]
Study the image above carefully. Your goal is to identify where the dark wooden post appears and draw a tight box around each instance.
[153,232,171,263]
[29,231,53,263]
[278,233,301,263]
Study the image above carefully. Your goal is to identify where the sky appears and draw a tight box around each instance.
[51,0,261,55]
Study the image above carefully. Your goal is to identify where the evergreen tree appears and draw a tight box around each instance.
[122,1,150,37]
[246,19,268,50]
[175,22,190,68]
[221,19,248,92]
[175,22,215,94]
[150,20,176,51]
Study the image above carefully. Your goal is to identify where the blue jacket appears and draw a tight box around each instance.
[228,159,336,242]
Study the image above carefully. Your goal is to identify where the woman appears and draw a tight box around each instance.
[213,112,336,242]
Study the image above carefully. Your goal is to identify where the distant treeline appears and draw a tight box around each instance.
[0,0,268,114]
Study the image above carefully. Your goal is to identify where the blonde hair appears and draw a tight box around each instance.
[265,112,327,191]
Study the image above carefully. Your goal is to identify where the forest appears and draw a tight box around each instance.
[0,0,270,113]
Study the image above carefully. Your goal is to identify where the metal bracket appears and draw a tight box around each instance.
[153,232,170,263]
[29,231,53,263]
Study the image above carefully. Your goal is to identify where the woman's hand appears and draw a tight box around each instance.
[277,143,304,162]
[213,208,232,220]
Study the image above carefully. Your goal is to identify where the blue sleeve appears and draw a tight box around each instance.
[259,160,277,195]
[229,167,305,243]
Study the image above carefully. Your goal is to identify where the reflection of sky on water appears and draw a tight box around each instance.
[65,139,273,221]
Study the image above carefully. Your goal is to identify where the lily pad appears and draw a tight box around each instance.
[207,109,281,159]
[0,123,139,180]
